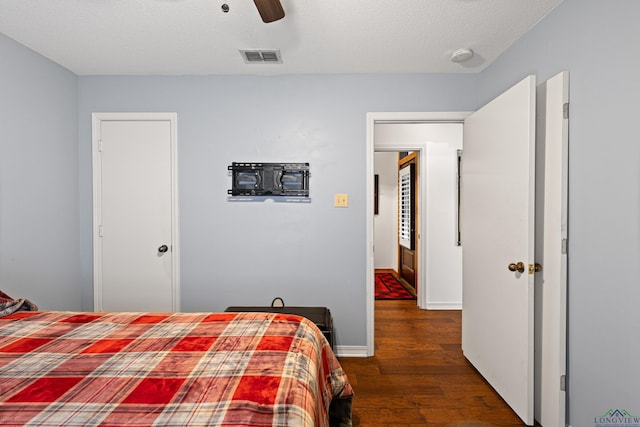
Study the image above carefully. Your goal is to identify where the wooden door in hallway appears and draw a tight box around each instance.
[398,152,417,291]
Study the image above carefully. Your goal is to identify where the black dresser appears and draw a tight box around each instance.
[225,306,334,349]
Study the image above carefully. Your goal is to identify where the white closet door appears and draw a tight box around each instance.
[93,113,179,312]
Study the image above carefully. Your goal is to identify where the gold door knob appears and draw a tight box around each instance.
[508,262,525,273]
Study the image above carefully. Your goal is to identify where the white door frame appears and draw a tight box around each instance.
[365,111,470,356]
[92,112,180,311]
[535,71,569,426]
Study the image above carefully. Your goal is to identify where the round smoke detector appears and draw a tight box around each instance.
[451,48,474,63]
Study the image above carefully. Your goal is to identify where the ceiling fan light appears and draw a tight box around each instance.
[451,48,474,63]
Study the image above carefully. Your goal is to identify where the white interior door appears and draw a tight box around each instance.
[461,75,536,425]
[92,113,179,312]
[535,71,569,426]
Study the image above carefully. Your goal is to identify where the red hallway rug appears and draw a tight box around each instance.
[375,273,416,300]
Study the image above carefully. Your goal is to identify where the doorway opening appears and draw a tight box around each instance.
[366,112,469,356]
[374,151,419,300]
[366,73,568,425]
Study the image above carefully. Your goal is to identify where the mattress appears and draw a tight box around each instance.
[0,310,353,426]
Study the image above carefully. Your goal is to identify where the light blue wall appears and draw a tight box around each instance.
[77,74,478,346]
[0,33,81,309]
[478,1,640,425]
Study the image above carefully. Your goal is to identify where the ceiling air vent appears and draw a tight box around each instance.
[240,49,282,64]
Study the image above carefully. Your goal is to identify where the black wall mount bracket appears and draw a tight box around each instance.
[228,162,310,197]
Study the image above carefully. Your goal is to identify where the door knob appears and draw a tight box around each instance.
[158,244,169,253]
[508,262,525,273]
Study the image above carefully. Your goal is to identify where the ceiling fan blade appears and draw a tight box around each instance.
[253,0,285,23]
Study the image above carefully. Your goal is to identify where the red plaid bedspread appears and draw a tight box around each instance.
[0,311,353,426]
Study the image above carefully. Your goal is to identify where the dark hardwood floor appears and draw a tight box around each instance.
[338,299,527,426]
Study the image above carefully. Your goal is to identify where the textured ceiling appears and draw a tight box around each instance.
[0,0,563,76]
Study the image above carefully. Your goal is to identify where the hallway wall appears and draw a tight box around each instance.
[373,152,398,270]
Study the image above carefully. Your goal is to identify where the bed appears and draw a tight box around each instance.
[0,299,353,427]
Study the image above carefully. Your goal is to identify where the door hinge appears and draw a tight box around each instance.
[98,225,103,237]
[563,103,569,119]
[562,238,568,254]
[560,374,566,391]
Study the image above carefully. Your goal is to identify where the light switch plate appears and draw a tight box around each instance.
[334,193,349,207]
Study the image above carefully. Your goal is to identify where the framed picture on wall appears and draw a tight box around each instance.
[374,174,379,215]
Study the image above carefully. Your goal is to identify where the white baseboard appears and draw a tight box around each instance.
[334,345,368,358]
[426,301,462,310]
